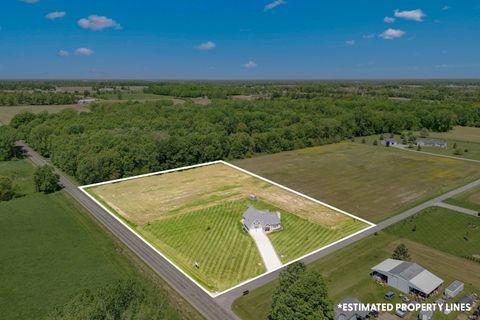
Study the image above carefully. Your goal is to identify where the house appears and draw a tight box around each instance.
[418,309,433,320]
[381,138,396,146]
[371,259,443,297]
[242,206,281,233]
[334,297,369,320]
[415,139,448,148]
[445,280,464,299]
[78,98,97,105]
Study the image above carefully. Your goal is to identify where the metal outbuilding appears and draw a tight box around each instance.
[444,280,464,299]
[371,259,443,297]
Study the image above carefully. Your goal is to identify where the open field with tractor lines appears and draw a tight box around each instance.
[87,162,368,292]
[142,200,265,292]
[234,142,480,222]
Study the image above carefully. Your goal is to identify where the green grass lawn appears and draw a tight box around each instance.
[428,126,480,143]
[0,159,201,320]
[268,212,367,263]
[388,207,480,259]
[233,208,480,320]
[234,142,480,222]
[445,186,480,212]
[142,200,265,292]
[419,139,480,161]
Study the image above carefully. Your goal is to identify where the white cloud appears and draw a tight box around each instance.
[442,5,450,11]
[57,50,69,57]
[244,60,257,69]
[394,9,426,22]
[78,15,121,31]
[435,64,449,69]
[197,41,216,50]
[362,33,375,39]
[346,40,355,46]
[264,0,286,11]
[46,11,66,20]
[379,28,406,40]
[75,48,94,56]
[384,16,395,23]
[21,0,39,3]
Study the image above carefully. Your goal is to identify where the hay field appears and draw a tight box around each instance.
[429,126,480,143]
[90,163,349,228]
[234,142,480,222]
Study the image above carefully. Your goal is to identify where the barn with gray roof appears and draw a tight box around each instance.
[371,259,443,297]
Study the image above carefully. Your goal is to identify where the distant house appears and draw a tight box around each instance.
[415,139,448,148]
[242,206,281,233]
[371,259,443,297]
[381,138,396,146]
[444,280,464,299]
[334,297,369,320]
[78,98,97,105]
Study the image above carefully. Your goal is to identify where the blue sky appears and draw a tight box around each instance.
[0,0,479,79]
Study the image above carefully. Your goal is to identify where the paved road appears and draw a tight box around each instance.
[215,177,480,311]
[18,142,235,320]
[434,202,479,217]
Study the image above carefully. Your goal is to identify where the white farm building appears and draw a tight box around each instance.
[372,259,443,297]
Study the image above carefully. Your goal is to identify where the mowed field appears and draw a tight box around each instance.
[0,104,89,124]
[0,160,199,319]
[234,142,480,222]
[89,163,367,292]
[428,126,480,143]
[234,207,480,320]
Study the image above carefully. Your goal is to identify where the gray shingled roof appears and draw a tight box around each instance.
[335,297,369,320]
[416,138,447,145]
[243,206,280,229]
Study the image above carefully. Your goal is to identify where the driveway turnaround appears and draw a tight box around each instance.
[434,202,479,217]
[249,229,282,271]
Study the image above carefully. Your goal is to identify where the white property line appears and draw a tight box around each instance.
[79,160,376,298]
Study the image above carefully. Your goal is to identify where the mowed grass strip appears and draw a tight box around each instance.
[142,200,265,292]
[445,185,480,211]
[388,206,480,258]
[234,142,480,222]
[269,212,367,263]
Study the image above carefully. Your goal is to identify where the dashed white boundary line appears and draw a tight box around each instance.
[79,160,376,298]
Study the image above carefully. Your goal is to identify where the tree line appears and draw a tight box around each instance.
[5,92,478,184]
[0,92,78,106]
